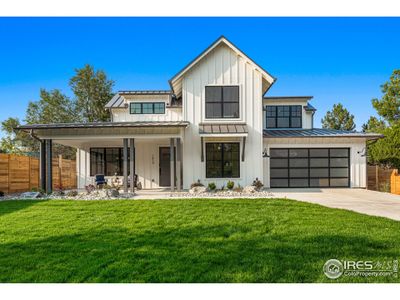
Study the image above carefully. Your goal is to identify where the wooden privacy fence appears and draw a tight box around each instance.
[0,153,76,194]
[367,165,400,194]
[391,169,400,195]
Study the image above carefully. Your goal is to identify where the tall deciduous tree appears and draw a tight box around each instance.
[321,103,356,131]
[69,64,114,122]
[0,89,79,159]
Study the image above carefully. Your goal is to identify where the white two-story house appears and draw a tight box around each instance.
[18,36,382,193]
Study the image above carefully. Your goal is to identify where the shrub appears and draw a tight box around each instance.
[252,177,264,191]
[190,179,204,189]
[0,191,4,197]
[85,184,96,194]
[207,182,216,191]
[226,180,234,190]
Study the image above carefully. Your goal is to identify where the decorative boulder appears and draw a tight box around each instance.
[20,192,41,199]
[189,186,207,194]
[243,185,257,194]
[108,189,120,197]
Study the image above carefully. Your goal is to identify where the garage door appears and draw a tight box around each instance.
[270,148,350,188]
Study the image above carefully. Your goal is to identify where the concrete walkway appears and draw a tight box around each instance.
[268,188,400,221]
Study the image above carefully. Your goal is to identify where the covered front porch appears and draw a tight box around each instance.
[17,121,189,194]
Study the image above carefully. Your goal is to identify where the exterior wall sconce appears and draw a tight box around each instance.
[262,148,270,158]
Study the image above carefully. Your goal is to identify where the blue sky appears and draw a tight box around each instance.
[0,17,399,136]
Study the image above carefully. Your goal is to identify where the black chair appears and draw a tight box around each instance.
[95,174,107,186]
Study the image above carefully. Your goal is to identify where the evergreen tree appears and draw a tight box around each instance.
[321,103,356,131]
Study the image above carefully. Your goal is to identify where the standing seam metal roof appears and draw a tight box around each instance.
[263,128,383,139]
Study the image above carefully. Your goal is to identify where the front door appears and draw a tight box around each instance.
[159,147,171,187]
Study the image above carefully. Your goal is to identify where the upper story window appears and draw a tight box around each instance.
[205,86,239,119]
[266,105,302,128]
[130,102,165,114]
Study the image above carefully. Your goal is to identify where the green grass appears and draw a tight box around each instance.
[0,198,399,283]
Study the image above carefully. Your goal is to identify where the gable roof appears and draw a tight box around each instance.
[169,35,276,97]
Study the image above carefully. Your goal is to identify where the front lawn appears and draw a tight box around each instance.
[0,198,399,283]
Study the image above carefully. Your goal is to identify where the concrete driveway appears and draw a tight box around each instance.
[268,188,400,221]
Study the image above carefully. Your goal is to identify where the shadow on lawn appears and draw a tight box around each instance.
[0,224,398,283]
[0,200,47,217]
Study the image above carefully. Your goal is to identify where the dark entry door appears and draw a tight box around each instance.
[159,147,171,187]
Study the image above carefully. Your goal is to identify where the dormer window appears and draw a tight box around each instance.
[130,102,165,114]
[205,86,239,119]
[266,105,302,128]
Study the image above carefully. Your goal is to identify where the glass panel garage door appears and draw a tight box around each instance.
[270,148,350,188]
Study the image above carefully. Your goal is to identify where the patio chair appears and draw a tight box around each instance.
[94,174,107,187]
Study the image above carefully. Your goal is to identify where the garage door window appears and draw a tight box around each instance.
[269,148,350,188]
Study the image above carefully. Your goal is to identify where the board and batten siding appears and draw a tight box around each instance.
[111,95,183,122]
[76,139,173,189]
[262,99,313,129]
[181,43,265,189]
[263,138,368,188]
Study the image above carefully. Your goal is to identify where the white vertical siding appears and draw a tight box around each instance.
[76,139,173,189]
[262,99,314,129]
[263,138,368,188]
[182,44,265,188]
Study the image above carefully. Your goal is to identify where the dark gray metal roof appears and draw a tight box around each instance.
[105,94,126,108]
[118,90,172,95]
[199,123,248,135]
[263,96,313,100]
[263,128,383,139]
[17,121,190,131]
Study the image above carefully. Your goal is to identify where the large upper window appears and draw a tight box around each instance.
[130,102,165,114]
[266,105,302,128]
[205,86,239,119]
[90,148,132,176]
[206,143,240,178]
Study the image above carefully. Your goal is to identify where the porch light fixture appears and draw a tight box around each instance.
[357,147,367,157]
[262,148,270,158]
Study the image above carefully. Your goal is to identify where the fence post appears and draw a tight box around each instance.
[375,165,379,191]
[58,154,62,190]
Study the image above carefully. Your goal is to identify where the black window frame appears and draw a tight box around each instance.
[265,105,303,128]
[90,147,134,176]
[205,142,240,178]
[269,148,350,188]
[205,86,240,119]
[129,102,165,114]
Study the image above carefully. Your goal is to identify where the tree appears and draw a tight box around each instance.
[367,123,400,169]
[0,117,33,154]
[362,116,386,132]
[0,89,79,159]
[69,64,114,122]
[371,69,400,125]
[25,89,78,124]
[321,103,356,131]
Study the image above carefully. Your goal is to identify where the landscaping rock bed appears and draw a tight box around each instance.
[1,189,135,201]
[170,186,274,198]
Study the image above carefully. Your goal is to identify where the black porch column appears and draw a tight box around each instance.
[176,138,182,192]
[129,138,135,193]
[123,138,128,193]
[170,138,175,192]
[45,139,52,193]
[40,140,46,191]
